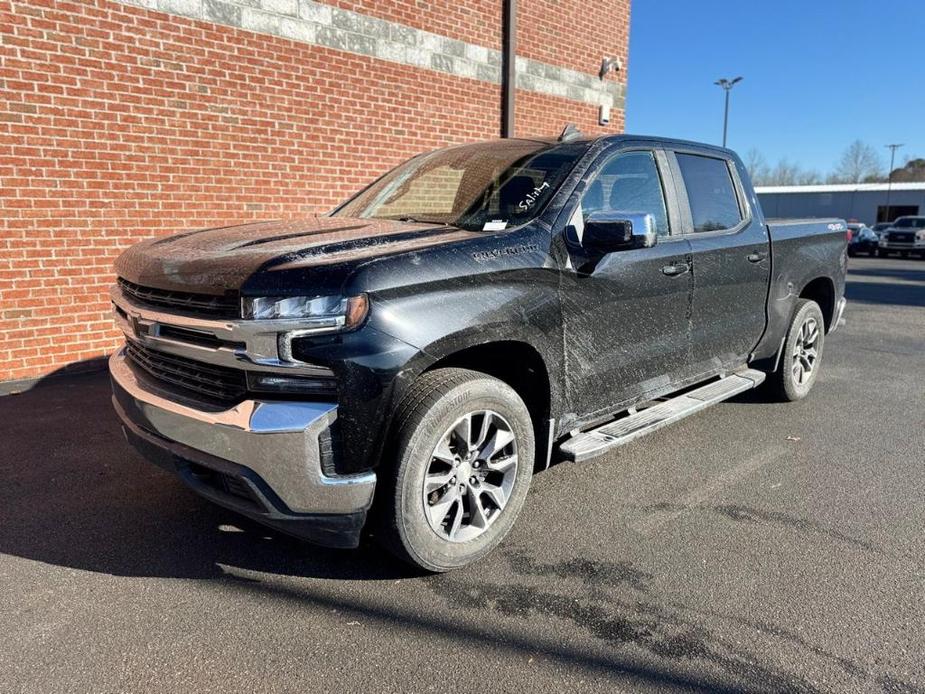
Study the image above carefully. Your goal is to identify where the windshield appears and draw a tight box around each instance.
[333,140,590,231]
[893,217,925,229]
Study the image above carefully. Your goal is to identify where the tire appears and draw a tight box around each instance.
[377,368,535,572]
[876,248,887,258]
[847,248,856,258]
[767,299,825,402]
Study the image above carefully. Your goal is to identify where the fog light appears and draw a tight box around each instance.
[246,372,337,397]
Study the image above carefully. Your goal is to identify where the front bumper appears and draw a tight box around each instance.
[110,349,376,547]
[878,240,925,251]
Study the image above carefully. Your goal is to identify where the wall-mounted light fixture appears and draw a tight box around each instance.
[599,57,622,80]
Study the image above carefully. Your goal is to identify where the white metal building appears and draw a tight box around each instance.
[756,182,925,225]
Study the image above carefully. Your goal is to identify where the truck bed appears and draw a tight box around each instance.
[756,217,847,362]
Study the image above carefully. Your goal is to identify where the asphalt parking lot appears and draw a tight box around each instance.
[1,256,923,693]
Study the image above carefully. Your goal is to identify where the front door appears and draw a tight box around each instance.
[560,149,694,426]
[671,151,771,373]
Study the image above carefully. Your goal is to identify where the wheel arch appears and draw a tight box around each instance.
[424,340,553,428]
[799,276,836,332]
[385,335,559,473]
[752,274,837,374]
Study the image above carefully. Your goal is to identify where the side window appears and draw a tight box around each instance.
[676,153,743,232]
[579,151,670,236]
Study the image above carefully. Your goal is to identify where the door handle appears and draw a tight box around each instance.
[747,251,767,263]
[661,262,690,277]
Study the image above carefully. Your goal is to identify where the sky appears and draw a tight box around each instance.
[626,0,925,176]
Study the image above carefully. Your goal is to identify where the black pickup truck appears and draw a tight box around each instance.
[109,133,847,571]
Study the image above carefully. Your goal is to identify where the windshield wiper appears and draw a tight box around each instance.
[391,216,451,225]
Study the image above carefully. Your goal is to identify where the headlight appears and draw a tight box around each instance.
[242,293,369,331]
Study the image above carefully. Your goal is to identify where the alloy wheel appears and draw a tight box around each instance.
[792,316,820,386]
[422,410,518,542]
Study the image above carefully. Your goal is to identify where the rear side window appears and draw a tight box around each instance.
[676,153,743,232]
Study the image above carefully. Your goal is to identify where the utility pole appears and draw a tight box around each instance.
[501,0,516,138]
[714,77,743,148]
[884,143,903,223]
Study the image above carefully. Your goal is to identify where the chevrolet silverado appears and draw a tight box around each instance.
[109,132,848,571]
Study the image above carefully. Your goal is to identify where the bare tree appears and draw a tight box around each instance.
[797,169,822,185]
[744,148,769,184]
[833,140,882,183]
[766,158,802,186]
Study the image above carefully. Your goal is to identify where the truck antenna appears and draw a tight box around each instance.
[558,123,581,143]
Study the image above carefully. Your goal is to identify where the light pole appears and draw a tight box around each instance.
[884,143,903,223]
[714,76,743,148]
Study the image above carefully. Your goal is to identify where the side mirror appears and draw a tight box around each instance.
[583,212,658,253]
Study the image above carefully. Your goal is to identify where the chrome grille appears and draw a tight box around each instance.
[125,341,247,403]
[118,278,240,318]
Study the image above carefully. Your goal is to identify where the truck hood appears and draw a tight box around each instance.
[115,216,480,294]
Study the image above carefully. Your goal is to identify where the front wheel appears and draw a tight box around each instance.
[876,248,887,258]
[767,299,825,402]
[378,368,535,572]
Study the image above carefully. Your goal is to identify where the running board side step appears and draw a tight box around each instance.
[559,369,766,463]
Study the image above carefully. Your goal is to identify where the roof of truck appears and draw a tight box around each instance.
[756,182,925,194]
[513,133,736,155]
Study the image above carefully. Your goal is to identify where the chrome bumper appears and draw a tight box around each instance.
[110,349,376,516]
[878,241,924,250]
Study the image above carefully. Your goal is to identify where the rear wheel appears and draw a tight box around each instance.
[767,299,825,402]
[378,368,534,572]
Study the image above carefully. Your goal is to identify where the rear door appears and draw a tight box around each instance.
[669,150,770,374]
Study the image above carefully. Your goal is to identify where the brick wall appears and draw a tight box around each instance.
[323,1,500,49]
[0,0,629,383]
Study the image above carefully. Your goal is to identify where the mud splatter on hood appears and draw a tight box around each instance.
[115,216,479,294]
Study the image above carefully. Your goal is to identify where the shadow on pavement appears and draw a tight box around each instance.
[214,557,828,694]
[845,280,925,308]
[844,260,925,308]
[846,265,925,283]
[0,363,414,581]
